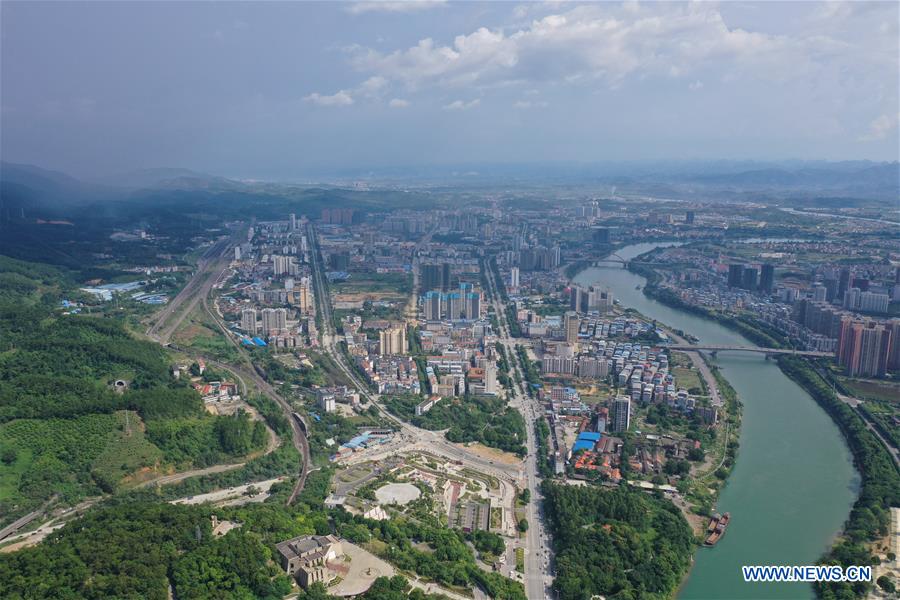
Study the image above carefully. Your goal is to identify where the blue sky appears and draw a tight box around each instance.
[1,1,897,179]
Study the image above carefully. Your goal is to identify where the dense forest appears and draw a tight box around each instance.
[778,357,900,599]
[0,501,292,600]
[0,257,267,526]
[542,482,695,600]
[385,393,527,456]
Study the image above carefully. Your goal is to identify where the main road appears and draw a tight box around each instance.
[305,223,523,485]
[483,257,555,600]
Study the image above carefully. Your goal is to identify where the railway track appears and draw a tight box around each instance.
[149,228,312,504]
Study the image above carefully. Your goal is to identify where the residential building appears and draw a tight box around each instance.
[379,327,407,356]
[612,396,631,432]
[241,308,258,335]
[837,318,892,377]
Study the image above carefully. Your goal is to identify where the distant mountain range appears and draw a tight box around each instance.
[93,167,246,191]
[1,160,897,218]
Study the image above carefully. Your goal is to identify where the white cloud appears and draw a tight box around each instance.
[688,80,704,91]
[443,99,480,111]
[513,100,548,109]
[303,90,354,106]
[858,113,900,142]
[389,98,410,108]
[359,75,389,98]
[349,3,863,91]
[346,1,446,15]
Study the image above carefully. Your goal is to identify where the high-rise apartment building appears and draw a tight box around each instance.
[838,268,852,300]
[741,267,758,292]
[612,396,631,432]
[379,327,407,356]
[837,318,892,377]
[446,292,463,321]
[273,255,294,277]
[564,311,580,345]
[464,292,481,321]
[727,264,744,288]
[423,291,443,321]
[241,308,258,335]
[261,308,287,335]
[760,264,775,293]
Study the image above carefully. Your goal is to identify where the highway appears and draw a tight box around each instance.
[483,258,555,600]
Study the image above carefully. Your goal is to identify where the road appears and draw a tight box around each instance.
[145,225,311,504]
[305,224,522,482]
[666,343,832,358]
[197,285,312,505]
[483,258,555,600]
[171,477,286,506]
[0,496,58,542]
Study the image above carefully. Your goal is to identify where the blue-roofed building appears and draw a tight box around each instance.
[572,440,594,453]
[577,431,602,443]
[252,336,268,346]
[343,432,372,449]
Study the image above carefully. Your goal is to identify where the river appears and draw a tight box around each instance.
[574,243,859,600]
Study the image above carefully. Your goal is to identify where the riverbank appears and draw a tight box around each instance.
[574,242,857,599]
[628,258,790,349]
[625,251,893,599]
[624,311,743,522]
[777,356,900,599]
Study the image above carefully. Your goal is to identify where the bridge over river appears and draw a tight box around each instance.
[666,344,833,358]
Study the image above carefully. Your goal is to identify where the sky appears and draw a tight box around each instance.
[1,1,898,180]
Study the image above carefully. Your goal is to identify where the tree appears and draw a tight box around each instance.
[1,448,16,465]
[517,519,529,532]
[876,576,895,593]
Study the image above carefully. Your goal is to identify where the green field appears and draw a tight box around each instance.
[841,378,900,403]
[332,271,412,295]
[672,366,703,393]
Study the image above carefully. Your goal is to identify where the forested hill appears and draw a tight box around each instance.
[0,255,267,528]
[542,482,695,599]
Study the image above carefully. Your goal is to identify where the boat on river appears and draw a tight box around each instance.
[704,512,730,546]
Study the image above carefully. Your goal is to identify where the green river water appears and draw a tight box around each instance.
[574,243,859,600]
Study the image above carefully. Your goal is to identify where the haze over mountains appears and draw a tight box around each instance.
[1,160,898,219]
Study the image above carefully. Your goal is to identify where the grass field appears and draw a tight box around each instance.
[92,412,164,487]
[672,366,703,392]
[172,304,240,361]
[841,378,900,403]
[332,272,412,295]
[0,447,33,504]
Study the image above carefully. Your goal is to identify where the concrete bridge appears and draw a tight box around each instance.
[667,344,833,358]
[592,254,666,268]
